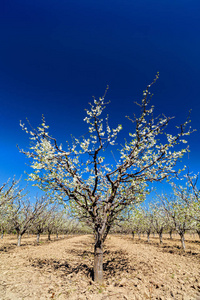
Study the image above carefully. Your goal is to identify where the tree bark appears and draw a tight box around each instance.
[180,232,186,251]
[17,234,22,247]
[147,231,150,242]
[48,231,51,241]
[159,231,163,244]
[169,229,173,239]
[37,233,40,243]
[94,233,103,283]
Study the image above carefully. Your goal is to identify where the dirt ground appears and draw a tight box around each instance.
[0,234,200,300]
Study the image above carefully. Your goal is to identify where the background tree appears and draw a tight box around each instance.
[19,76,192,282]
[31,198,51,243]
[9,196,47,246]
[150,203,168,244]
[165,215,175,240]
[53,210,66,239]
[0,178,26,239]
[0,177,25,208]
[44,205,60,241]
[176,173,200,238]
[129,207,145,240]
[162,193,195,250]
[141,206,154,242]
[0,205,9,239]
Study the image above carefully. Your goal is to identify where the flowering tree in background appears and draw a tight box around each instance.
[170,173,200,240]
[0,205,9,239]
[179,173,200,224]
[161,193,194,250]
[150,203,168,244]
[19,75,192,282]
[140,206,154,242]
[129,207,145,240]
[160,174,199,250]
[31,198,52,243]
[9,196,48,246]
[0,178,25,208]
[0,178,26,239]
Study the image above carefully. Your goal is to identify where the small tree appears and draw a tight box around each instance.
[0,178,26,239]
[178,173,200,237]
[0,208,9,239]
[54,210,66,239]
[129,207,145,240]
[31,198,51,243]
[9,196,47,246]
[165,216,175,240]
[19,76,192,282]
[162,193,194,250]
[44,205,61,241]
[141,207,154,242]
[170,173,200,241]
[0,177,25,208]
[150,203,168,244]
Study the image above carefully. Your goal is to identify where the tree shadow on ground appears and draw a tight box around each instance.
[0,243,16,252]
[68,249,94,257]
[29,248,133,280]
[0,236,73,252]
[161,244,200,258]
[117,235,200,259]
[30,257,94,278]
[103,249,135,276]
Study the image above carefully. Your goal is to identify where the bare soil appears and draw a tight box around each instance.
[0,234,200,299]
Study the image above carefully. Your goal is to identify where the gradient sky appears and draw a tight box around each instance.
[0,0,200,198]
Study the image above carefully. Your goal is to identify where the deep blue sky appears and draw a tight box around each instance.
[0,0,200,197]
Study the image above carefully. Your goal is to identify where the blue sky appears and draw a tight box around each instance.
[0,0,200,198]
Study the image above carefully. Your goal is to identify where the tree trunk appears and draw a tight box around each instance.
[169,230,173,239]
[147,231,150,242]
[1,232,4,239]
[159,231,163,244]
[37,233,40,243]
[180,232,186,251]
[132,231,135,239]
[94,234,103,283]
[197,230,200,239]
[48,231,51,241]
[17,234,22,247]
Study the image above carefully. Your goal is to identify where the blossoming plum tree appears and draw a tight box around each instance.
[9,196,49,246]
[0,178,26,239]
[19,75,192,282]
[170,173,200,241]
[0,177,25,208]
